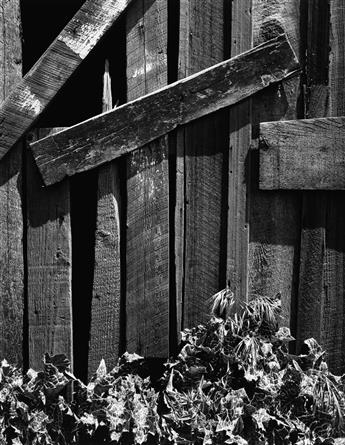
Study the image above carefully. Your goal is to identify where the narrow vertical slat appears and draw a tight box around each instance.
[323,0,345,371]
[27,128,72,370]
[0,0,24,365]
[88,163,121,375]
[88,61,122,376]
[176,0,227,329]
[295,1,328,352]
[248,0,301,327]
[298,0,345,373]
[126,0,169,356]
[227,0,252,307]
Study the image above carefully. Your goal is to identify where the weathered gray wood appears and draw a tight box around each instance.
[0,0,133,160]
[176,0,227,329]
[88,162,121,375]
[297,0,345,374]
[27,128,72,370]
[248,0,301,328]
[296,0,329,360]
[322,0,345,372]
[125,0,169,357]
[0,0,24,366]
[260,116,345,190]
[227,0,252,308]
[31,33,300,186]
[88,61,122,376]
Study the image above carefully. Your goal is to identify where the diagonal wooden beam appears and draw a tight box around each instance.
[260,116,345,190]
[31,33,300,186]
[0,0,133,160]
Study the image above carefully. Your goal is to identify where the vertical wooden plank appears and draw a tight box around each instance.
[295,0,328,353]
[88,162,121,375]
[27,128,72,370]
[176,0,227,329]
[248,0,301,327]
[88,61,122,376]
[126,0,169,356]
[227,0,252,307]
[298,0,345,373]
[323,0,345,371]
[0,0,24,365]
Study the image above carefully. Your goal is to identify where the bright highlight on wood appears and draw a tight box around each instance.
[31,33,300,186]
[260,116,345,190]
[0,0,133,160]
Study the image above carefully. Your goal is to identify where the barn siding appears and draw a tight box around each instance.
[2,0,345,377]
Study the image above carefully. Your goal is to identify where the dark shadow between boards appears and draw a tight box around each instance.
[21,0,127,380]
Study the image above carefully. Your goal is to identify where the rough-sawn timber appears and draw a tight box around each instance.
[260,116,345,190]
[0,0,133,160]
[31,34,300,186]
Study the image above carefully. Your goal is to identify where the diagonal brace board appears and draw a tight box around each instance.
[0,0,133,160]
[260,116,345,190]
[31,33,300,186]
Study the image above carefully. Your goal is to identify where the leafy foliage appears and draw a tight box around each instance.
[1,293,345,444]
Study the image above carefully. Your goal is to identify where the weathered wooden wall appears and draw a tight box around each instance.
[1,0,345,376]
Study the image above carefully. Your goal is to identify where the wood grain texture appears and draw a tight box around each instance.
[227,0,252,307]
[296,0,329,358]
[260,116,345,190]
[323,0,345,372]
[0,0,24,365]
[125,0,169,357]
[0,0,133,160]
[176,0,227,329]
[297,0,345,373]
[31,33,300,186]
[248,0,301,327]
[27,128,72,370]
[88,162,121,375]
[88,61,122,376]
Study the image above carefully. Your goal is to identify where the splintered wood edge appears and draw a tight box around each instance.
[0,0,133,160]
[31,33,300,186]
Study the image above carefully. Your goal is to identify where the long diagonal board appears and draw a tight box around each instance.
[31,33,300,186]
[0,0,133,160]
[260,116,345,190]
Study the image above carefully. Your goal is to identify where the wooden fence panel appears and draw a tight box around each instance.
[176,0,228,329]
[27,129,72,370]
[248,0,301,327]
[6,0,345,375]
[297,0,345,373]
[0,0,24,366]
[125,0,170,356]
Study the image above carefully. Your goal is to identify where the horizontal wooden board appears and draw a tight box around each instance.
[260,116,345,190]
[0,0,132,160]
[31,33,300,186]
